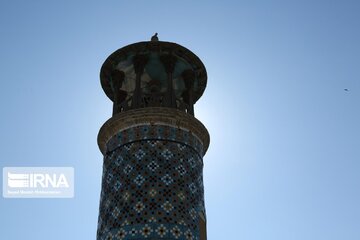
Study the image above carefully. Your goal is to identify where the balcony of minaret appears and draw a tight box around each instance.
[100,41,207,117]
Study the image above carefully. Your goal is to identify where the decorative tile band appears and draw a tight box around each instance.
[106,125,204,156]
[98,223,197,240]
[97,134,205,240]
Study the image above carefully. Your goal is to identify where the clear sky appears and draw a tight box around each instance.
[0,1,359,239]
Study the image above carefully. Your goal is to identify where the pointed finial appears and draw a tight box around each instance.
[151,33,159,42]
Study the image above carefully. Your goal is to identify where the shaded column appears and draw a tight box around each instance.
[132,54,148,108]
[111,69,126,115]
[181,69,195,116]
[160,54,177,108]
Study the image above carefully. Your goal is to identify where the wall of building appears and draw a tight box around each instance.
[97,124,206,240]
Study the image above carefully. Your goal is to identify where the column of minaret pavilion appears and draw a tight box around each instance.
[97,35,210,240]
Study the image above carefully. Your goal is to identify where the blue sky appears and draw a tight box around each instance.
[0,1,359,239]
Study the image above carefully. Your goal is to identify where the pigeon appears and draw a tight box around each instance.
[151,33,159,42]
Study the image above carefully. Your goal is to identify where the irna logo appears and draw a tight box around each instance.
[7,172,69,188]
[3,167,74,198]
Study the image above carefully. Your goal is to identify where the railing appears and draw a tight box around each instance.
[112,92,193,116]
[140,92,164,108]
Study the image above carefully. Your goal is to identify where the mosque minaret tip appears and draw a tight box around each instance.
[97,34,210,240]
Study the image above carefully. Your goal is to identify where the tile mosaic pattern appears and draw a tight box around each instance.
[97,125,205,240]
[106,125,204,156]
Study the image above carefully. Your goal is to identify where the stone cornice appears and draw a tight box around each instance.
[98,107,210,155]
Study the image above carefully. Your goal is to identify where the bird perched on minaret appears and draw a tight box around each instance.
[151,33,159,41]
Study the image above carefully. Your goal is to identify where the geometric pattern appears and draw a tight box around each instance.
[105,125,204,156]
[97,125,205,240]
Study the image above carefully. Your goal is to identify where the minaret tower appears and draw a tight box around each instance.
[97,35,210,240]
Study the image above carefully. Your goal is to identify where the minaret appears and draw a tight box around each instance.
[97,35,210,240]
